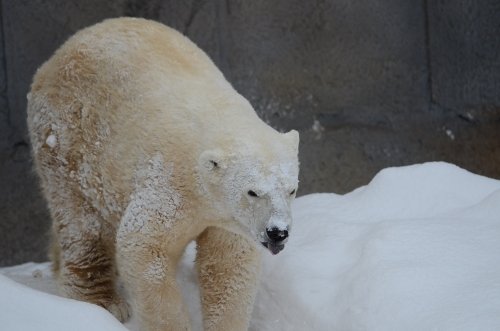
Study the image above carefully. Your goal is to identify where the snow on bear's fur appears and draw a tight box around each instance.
[26,17,299,331]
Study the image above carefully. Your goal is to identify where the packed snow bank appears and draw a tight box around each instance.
[2,162,500,331]
[0,270,127,331]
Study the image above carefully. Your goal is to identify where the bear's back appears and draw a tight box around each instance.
[27,18,272,222]
[30,17,231,121]
[28,18,265,157]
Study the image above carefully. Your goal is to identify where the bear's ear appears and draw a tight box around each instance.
[199,149,227,174]
[284,130,299,151]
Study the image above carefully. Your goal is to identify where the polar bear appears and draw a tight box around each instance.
[27,17,299,331]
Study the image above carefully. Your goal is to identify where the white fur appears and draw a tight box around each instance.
[27,18,299,331]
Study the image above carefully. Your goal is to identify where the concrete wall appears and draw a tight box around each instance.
[1,0,499,265]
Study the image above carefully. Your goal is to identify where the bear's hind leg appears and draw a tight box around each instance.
[49,222,61,275]
[53,200,130,322]
[196,227,262,331]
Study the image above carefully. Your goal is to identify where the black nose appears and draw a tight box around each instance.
[266,227,289,242]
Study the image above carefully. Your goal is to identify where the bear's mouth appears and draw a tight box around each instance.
[261,241,285,255]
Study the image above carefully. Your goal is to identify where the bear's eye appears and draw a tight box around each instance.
[290,189,296,195]
[247,190,258,197]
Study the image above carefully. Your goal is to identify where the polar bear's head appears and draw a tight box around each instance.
[199,130,299,255]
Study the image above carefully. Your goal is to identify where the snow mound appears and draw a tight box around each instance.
[0,271,126,331]
[253,162,500,331]
[2,162,500,331]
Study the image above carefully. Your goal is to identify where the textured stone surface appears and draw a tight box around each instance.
[427,0,500,110]
[0,0,499,265]
[0,0,126,265]
[424,0,500,183]
[220,0,430,192]
[0,0,51,266]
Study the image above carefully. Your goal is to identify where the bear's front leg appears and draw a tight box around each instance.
[116,153,191,330]
[196,227,261,331]
[117,225,191,331]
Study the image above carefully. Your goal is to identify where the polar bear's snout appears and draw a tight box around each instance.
[266,226,289,242]
[261,226,289,255]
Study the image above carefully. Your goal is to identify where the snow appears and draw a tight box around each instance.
[45,134,57,148]
[0,267,126,331]
[2,162,500,331]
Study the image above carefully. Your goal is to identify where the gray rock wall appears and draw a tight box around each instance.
[0,0,499,265]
